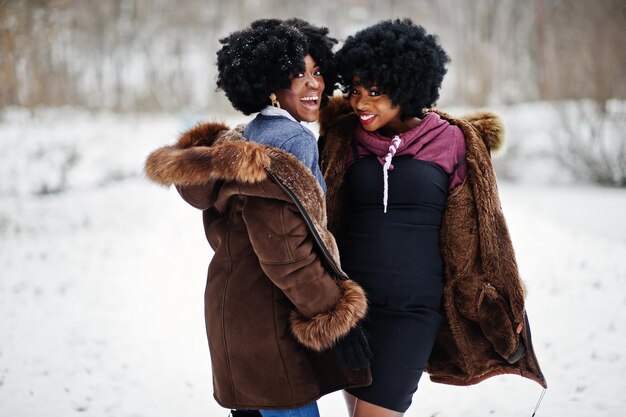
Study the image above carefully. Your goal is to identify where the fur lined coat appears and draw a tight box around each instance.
[144,123,371,410]
[319,96,547,389]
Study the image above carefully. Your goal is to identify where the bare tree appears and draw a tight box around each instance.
[554,101,626,187]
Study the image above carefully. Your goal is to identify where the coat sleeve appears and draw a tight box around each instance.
[241,195,367,352]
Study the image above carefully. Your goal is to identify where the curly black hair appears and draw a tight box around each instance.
[216,18,337,115]
[336,18,450,119]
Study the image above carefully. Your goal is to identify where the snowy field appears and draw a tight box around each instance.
[1,107,625,417]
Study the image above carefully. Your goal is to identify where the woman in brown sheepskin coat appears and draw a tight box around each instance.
[319,19,546,417]
[145,19,371,416]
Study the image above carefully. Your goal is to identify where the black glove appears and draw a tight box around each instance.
[335,324,373,370]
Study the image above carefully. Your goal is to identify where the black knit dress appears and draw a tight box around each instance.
[339,154,449,412]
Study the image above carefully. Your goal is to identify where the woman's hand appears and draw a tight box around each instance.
[335,324,373,370]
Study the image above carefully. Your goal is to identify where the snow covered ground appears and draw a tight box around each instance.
[1,107,625,417]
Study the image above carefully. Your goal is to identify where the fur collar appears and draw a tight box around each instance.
[145,121,327,238]
[145,123,269,186]
[320,95,505,152]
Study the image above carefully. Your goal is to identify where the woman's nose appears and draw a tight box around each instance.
[305,75,320,89]
[353,95,367,110]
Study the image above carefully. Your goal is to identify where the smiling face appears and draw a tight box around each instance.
[274,54,325,122]
[349,76,418,136]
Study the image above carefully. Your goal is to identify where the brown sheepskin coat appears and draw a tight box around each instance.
[145,123,371,410]
[319,96,547,389]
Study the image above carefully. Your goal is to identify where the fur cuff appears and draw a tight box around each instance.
[289,280,368,352]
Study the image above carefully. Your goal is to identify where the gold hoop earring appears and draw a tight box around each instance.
[270,93,281,108]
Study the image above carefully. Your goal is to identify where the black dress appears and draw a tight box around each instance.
[340,154,449,413]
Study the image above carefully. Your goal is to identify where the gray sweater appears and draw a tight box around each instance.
[244,114,327,193]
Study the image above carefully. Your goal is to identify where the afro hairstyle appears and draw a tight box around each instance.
[216,18,337,115]
[336,18,450,119]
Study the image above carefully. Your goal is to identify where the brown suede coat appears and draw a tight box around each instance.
[319,96,546,389]
[145,123,371,410]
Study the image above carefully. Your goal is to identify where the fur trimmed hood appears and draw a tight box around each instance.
[145,122,329,242]
[146,123,270,186]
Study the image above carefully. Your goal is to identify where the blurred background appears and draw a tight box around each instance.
[1,1,625,417]
[1,0,625,186]
[2,0,625,111]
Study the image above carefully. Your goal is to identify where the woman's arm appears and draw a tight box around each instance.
[242,196,367,351]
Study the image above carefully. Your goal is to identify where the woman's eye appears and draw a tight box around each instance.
[313,70,322,76]
[350,88,359,96]
[294,73,305,78]
[370,90,382,97]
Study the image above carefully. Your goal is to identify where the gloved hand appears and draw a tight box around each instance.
[335,324,373,370]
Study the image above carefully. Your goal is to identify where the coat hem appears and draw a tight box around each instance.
[213,379,372,410]
[429,366,547,389]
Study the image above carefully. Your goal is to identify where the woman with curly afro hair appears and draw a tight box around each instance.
[318,18,546,417]
[216,18,338,191]
[145,18,374,417]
